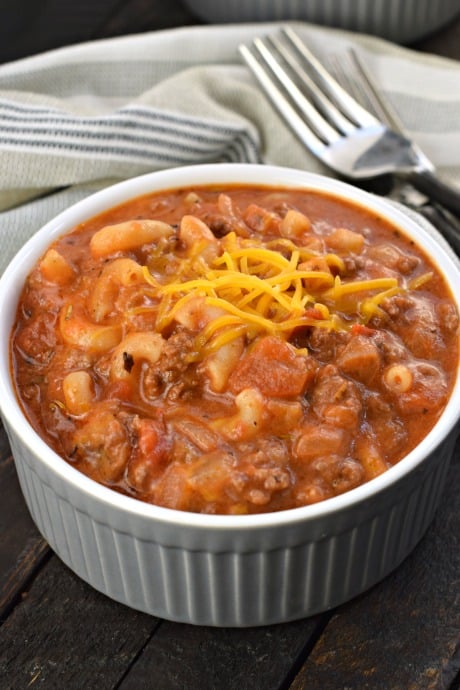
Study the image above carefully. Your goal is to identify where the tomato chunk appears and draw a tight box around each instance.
[228,335,315,398]
[242,204,281,234]
[127,417,170,493]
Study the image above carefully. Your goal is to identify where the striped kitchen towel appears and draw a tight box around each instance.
[1,22,459,273]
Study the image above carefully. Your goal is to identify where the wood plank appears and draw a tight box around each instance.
[0,556,159,688]
[118,615,327,690]
[0,419,12,462]
[291,450,460,690]
[0,423,49,620]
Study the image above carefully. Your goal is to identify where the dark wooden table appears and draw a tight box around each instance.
[1,2,459,688]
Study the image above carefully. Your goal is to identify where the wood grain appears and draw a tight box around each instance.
[0,557,159,689]
[117,616,327,690]
[291,460,460,690]
[0,423,49,621]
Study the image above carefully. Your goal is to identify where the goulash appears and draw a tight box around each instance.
[11,185,459,514]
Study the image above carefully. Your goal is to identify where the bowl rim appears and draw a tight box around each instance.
[1,162,459,531]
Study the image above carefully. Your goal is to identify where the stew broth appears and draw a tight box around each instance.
[11,185,459,514]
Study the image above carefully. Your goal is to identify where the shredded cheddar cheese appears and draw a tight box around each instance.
[141,229,431,358]
[408,271,434,290]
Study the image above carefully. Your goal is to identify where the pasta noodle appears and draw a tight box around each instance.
[90,219,174,257]
[11,183,459,515]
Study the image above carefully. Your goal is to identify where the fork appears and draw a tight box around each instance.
[328,48,460,255]
[239,27,460,219]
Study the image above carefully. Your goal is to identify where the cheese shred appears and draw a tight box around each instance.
[142,227,431,356]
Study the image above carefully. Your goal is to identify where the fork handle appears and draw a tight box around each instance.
[406,169,460,218]
[417,204,460,257]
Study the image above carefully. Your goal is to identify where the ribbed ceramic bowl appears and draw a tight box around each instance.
[0,164,459,627]
[183,0,460,44]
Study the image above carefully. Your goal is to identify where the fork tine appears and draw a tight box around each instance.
[269,33,355,136]
[238,43,327,158]
[346,49,406,134]
[281,27,378,129]
[252,38,340,145]
[330,48,435,172]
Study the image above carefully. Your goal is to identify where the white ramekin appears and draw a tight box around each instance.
[0,164,459,627]
[183,0,460,44]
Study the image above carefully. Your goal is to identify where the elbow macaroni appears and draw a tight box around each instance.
[89,258,146,322]
[11,183,458,514]
[90,219,174,258]
[59,305,123,353]
[110,332,165,380]
[62,370,95,415]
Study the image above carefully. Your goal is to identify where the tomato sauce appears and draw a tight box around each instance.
[11,185,459,514]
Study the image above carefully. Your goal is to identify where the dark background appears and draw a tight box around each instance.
[1,0,460,65]
[1,3,460,689]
